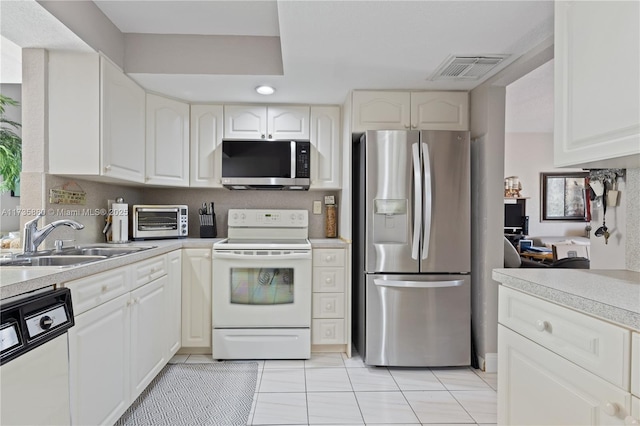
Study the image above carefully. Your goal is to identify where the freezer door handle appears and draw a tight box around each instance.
[373,279,463,288]
[411,143,422,260]
[421,142,432,260]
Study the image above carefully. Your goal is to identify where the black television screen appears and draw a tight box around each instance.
[504,203,524,229]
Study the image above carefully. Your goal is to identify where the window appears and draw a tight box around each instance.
[540,172,589,221]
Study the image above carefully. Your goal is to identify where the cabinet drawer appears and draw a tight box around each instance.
[132,255,167,290]
[312,293,344,319]
[633,332,640,397]
[499,286,631,389]
[313,267,345,292]
[64,267,130,315]
[312,319,345,345]
[313,249,344,267]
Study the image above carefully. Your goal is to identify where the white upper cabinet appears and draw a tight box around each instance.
[352,91,411,131]
[190,104,224,188]
[224,105,310,139]
[49,53,146,183]
[554,1,640,168]
[352,91,468,132]
[145,94,190,186]
[410,91,469,131]
[310,106,341,189]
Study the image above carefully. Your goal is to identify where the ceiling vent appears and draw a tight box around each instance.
[429,55,509,80]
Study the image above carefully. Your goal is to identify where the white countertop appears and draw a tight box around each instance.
[493,268,640,331]
[0,238,221,300]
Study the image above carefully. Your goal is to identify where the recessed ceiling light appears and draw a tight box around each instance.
[256,85,275,95]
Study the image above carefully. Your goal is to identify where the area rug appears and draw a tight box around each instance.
[116,362,258,426]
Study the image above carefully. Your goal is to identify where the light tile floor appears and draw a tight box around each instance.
[169,352,497,426]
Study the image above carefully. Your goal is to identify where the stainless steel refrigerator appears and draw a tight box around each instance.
[353,130,471,367]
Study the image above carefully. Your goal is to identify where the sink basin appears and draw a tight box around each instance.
[1,255,108,267]
[66,246,153,257]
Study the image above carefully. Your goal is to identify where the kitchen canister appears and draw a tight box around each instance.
[325,204,337,238]
[110,198,129,243]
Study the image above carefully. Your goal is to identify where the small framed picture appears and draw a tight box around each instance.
[518,239,533,252]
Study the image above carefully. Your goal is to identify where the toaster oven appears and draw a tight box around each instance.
[132,205,188,240]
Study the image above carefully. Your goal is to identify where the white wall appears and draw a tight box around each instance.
[504,132,587,238]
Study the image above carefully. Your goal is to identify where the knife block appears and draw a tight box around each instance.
[199,213,217,238]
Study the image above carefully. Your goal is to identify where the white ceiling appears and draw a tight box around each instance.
[0,0,555,130]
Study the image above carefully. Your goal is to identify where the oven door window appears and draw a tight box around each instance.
[230,267,294,305]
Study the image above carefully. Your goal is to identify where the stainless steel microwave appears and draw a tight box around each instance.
[132,205,188,240]
[221,140,311,190]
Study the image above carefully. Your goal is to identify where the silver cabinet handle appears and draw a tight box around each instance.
[374,279,463,288]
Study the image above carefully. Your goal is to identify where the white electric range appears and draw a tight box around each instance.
[212,209,312,359]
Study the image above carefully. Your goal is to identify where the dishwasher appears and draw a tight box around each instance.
[1,288,75,425]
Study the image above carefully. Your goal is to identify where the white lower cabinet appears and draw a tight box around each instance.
[498,286,633,425]
[129,276,167,401]
[68,293,130,426]
[311,248,348,349]
[181,248,212,348]
[65,253,179,426]
[499,325,630,425]
[166,250,182,357]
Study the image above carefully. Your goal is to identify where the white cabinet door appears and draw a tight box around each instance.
[352,91,411,132]
[101,57,146,183]
[310,106,341,189]
[224,105,267,139]
[498,325,630,426]
[181,248,212,348]
[268,105,310,140]
[130,276,167,401]
[68,293,130,426]
[145,94,190,186]
[410,92,469,130]
[190,104,224,187]
[554,1,640,168]
[166,250,182,358]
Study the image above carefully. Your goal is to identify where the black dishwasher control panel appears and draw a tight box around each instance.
[0,288,74,365]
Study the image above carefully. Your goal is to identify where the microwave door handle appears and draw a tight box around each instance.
[421,142,432,260]
[291,141,296,178]
[411,143,422,260]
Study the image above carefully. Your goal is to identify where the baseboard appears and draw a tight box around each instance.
[484,352,498,373]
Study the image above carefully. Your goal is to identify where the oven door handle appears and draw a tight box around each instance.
[212,252,311,261]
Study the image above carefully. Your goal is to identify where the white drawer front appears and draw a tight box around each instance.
[312,319,345,345]
[132,255,167,290]
[313,267,345,292]
[64,267,130,315]
[633,332,640,397]
[499,286,631,389]
[313,249,344,267]
[312,293,345,318]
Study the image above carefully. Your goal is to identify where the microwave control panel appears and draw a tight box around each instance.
[296,142,310,178]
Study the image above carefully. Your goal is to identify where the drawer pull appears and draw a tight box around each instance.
[325,255,334,262]
[625,415,639,425]
[326,303,333,309]
[101,285,108,293]
[603,401,619,417]
[325,277,333,283]
[325,329,332,337]
[535,320,548,332]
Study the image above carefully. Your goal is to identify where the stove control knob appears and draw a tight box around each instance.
[298,214,304,221]
[40,315,54,330]
[232,213,238,220]
[290,214,296,221]
[240,213,246,220]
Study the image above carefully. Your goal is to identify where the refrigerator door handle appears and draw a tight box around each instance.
[411,143,422,260]
[373,279,463,288]
[421,142,432,260]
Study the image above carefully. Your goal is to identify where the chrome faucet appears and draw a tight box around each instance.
[23,212,85,254]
